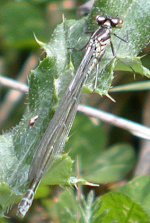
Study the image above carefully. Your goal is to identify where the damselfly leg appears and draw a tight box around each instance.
[112,31,136,76]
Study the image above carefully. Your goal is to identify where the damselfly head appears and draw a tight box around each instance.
[96,15,123,28]
[96,15,106,25]
[111,18,123,28]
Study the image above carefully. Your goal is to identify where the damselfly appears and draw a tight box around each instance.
[17,15,123,217]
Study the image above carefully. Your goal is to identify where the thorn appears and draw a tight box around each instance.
[74,183,78,190]
[33,33,45,47]
[62,14,65,23]
[106,93,116,102]
[85,182,99,187]
[139,54,147,59]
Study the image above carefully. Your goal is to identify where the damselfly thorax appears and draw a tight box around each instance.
[69,16,123,93]
[17,15,123,218]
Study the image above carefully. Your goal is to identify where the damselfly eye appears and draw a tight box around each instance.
[111,18,123,28]
[96,15,106,25]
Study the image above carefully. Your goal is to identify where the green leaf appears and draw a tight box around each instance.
[47,190,150,223]
[34,185,50,199]
[66,114,107,170]
[7,57,57,192]
[119,176,150,217]
[115,57,150,77]
[42,154,73,185]
[50,190,95,223]
[0,183,20,217]
[67,116,135,183]
[50,190,82,223]
[92,192,150,223]
[0,57,59,214]
[0,134,20,215]
[84,144,135,183]
[44,17,88,97]
[0,134,16,181]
